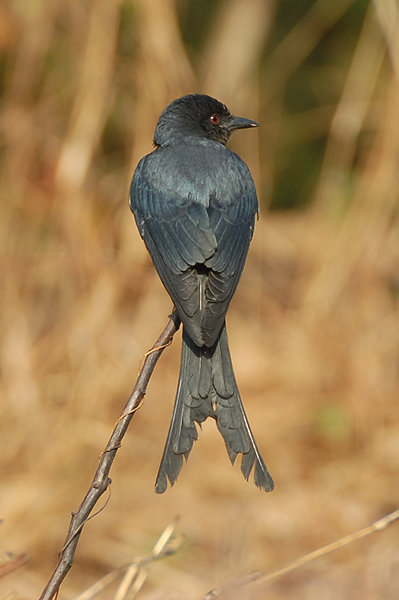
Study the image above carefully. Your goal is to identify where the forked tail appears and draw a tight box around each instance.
[155,322,274,493]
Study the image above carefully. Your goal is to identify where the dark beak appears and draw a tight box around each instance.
[229,115,259,131]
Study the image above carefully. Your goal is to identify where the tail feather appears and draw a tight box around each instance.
[155,322,274,494]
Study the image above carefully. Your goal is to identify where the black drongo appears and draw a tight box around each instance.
[130,94,274,493]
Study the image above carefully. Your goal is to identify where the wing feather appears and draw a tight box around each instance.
[130,147,258,346]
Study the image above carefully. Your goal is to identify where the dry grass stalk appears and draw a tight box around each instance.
[204,508,399,598]
[372,0,399,81]
[313,3,385,218]
[74,517,183,600]
[0,553,29,579]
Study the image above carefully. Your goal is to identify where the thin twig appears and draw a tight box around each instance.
[203,508,399,598]
[39,311,181,600]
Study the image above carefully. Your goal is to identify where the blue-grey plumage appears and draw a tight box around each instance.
[130,94,274,493]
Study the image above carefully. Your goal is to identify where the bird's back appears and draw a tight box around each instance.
[130,139,258,347]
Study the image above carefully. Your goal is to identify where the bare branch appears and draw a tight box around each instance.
[39,311,181,600]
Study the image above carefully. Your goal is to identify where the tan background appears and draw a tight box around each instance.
[0,0,398,597]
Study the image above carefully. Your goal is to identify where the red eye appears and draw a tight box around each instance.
[210,114,219,125]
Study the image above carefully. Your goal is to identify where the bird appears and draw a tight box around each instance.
[130,94,274,494]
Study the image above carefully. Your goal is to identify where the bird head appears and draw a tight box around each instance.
[153,94,258,148]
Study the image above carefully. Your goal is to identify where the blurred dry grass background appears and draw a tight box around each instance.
[1,0,399,597]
